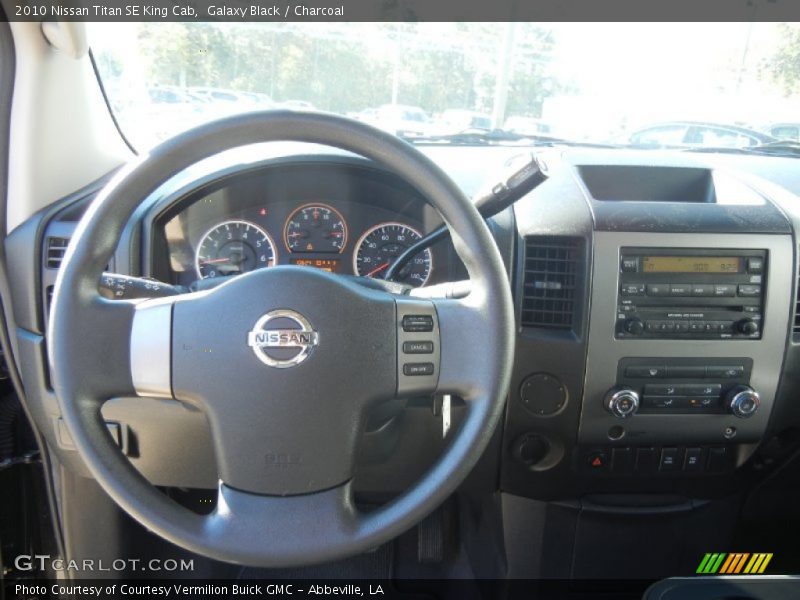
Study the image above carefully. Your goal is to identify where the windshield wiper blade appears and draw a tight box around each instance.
[406,129,619,148]
[404,128,530,144]
[684,141,800,157]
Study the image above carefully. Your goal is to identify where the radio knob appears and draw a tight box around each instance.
[726,385,760,419]
[737,319,759,336]
[625,318,645,335]
[605,388,640,419]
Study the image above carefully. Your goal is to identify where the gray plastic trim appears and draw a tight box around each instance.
[580,231,793,445]
[130,298,173,399]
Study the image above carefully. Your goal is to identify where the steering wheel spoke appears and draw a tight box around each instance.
[202,482,360,566]
[432,295,497,401]
[130,297,175,399]
[49,296,142,404]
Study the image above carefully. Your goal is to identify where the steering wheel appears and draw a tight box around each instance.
[49,111,514,567]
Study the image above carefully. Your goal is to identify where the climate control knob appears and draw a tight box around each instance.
[726,385,760,418]
[604,387,640,419]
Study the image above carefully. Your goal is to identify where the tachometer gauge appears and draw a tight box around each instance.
[195,220,276,279]
[284,203,348,253]
[353,222,432,287]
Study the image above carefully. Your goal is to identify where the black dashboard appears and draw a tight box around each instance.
[9,145,800,515]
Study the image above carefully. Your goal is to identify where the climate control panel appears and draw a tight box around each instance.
[611,357,755,416]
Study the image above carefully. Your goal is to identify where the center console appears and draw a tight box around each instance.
[580,232,792,461]
[501,155,799,581]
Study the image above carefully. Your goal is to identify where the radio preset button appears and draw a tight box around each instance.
[646,283,670,296]
[691,284,714,296]
[669,284,692,296]
[673,321,690,333]
[715,321,734,333]
[713,284,736,297]
[738,284,761,297]
[646,321,679,332]
[620,283,645,296]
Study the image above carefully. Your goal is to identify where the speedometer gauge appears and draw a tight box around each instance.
[353,222,432,287]
[195,220,276,279]
[284,203,348,253]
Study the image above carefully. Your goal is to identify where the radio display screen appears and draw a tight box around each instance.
[641,256,742,274]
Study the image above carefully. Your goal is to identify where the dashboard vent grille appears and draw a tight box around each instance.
[521,236,583,329]
[794,255,800,334]
[45,237,70,269]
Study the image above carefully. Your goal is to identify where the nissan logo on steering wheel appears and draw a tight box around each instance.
[247,309,319,368]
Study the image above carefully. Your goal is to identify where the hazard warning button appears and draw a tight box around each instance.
[586,450,609,470]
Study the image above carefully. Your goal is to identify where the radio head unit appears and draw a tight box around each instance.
[616,248,766,340]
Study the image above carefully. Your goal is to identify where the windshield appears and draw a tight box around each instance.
[90,22,800,152]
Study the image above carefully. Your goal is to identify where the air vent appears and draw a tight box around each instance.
[521,236,583,329]
[45,237,70,269]
[794,255,800,334]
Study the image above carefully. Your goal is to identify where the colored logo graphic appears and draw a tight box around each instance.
[697,553,773,575]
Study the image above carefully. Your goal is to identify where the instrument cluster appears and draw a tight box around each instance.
[155,163,449,288]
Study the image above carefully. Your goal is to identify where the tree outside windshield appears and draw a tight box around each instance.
[89,22,800,150]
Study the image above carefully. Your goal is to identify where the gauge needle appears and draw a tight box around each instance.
[200,257,232,264]
[365,262,390,277]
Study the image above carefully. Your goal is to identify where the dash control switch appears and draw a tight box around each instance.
[604,387,640,418]
[402,315,434,332]
[403,341,434,354]
[396,299,440,396]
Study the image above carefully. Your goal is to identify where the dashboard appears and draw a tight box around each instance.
[150,161,460,289]
[11,138,800,582]
[9,144,800,508]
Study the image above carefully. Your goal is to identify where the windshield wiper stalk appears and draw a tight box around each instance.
[384,152,549,282]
